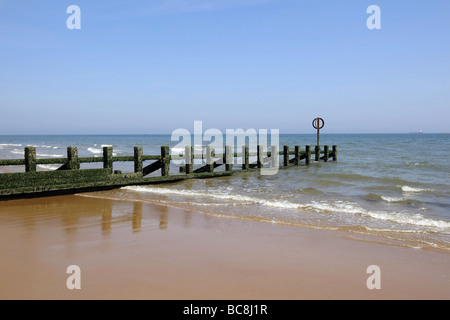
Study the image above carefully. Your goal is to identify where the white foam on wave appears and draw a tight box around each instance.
[401,186,433,193]
[122,186,450,230]
[88,146,119,156]
[11,149,23,155]
[381,196,405,203]
[10,148,63,157]
[31,145,56,149]
[307,200,450,228]
[122,186,302,210]
[38,164,61,171]
[37,153,64,158]
[0,143,23,147]
[362,211,450,229]
[307,200,363,215]
[88,147,103,154]
[405,162,426,166]
[364,226,426,234]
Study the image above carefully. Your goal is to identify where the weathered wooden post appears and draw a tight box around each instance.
[257,145,263,169]
[134,146,143,173]
[305,145,311,165]
[271,145,279,169]
[103,146,113,173]
[67,147,80,170]
[294,146,301,166]
[225,145,233,171]
[242,146,249,170]
[315,146,321,162]
[332,145,338,161]
[185,146,193,174]
[24,146,36,172]
[161,146,170,176]
[283,146,289,167]
[205,146,214,173]
[323,145,329,162]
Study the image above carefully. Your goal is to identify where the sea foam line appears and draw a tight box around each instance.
[87,147,103,154]
[88,147,119,156]
[122,186,301,210]
[381,196,406,203]
[38,164,61,171]
[0,143,23,147]
[122,186,450,229]
[37,153,64,158]
[400,186,434,193]
[362,211,450,229]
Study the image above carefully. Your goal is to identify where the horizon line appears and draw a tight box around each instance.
[0,132,448,136]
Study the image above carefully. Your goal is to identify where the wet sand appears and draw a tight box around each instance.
[0,194,449,300]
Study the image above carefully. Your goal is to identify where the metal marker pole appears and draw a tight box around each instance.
[316,117,320,147]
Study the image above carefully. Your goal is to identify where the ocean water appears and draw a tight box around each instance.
[1,134,449,251]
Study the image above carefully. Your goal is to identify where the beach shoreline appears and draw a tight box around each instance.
[0,194,448,300]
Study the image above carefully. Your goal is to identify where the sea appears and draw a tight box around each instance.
[0,134,449,252]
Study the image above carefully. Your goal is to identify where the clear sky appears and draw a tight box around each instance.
[0,0,449,134]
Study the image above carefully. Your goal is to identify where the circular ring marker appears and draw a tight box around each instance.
[312,117,325,130]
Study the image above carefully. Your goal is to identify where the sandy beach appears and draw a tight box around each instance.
[0,194,448,300]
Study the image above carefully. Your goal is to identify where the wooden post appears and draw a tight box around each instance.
[294,146,301,166]
[225,145,233,171]
[271,145,279,168]
[332,145,338,161]
[315,146,320,162]
[283,145,289,167]
[161,146,170,176]
[257,145,263,168]
[67,147,80,170]
[134,146,143,173]
[323,145,329,162]
[242,146,249,170]
[305,145,311,165]
[206,146,214,173]
[185,146,193,174]
[24,146,36,172]
[103,146,113,173]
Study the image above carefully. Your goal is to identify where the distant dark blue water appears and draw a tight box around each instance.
[1,134,449,251]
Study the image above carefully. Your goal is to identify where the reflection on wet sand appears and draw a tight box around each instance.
[132,201,142,232]
[0,195,177,239]
[159,206,168,230]
[96,197,172,234]
[101,205,112,236]
[1,194,449,300]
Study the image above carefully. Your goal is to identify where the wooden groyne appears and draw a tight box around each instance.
[0,144,337,199]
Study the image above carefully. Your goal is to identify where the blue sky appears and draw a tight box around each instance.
[0,0,449,134]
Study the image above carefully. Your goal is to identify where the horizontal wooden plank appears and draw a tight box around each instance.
[0,169,111,190]
[0,171,234,197]
[0,159,26,166]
